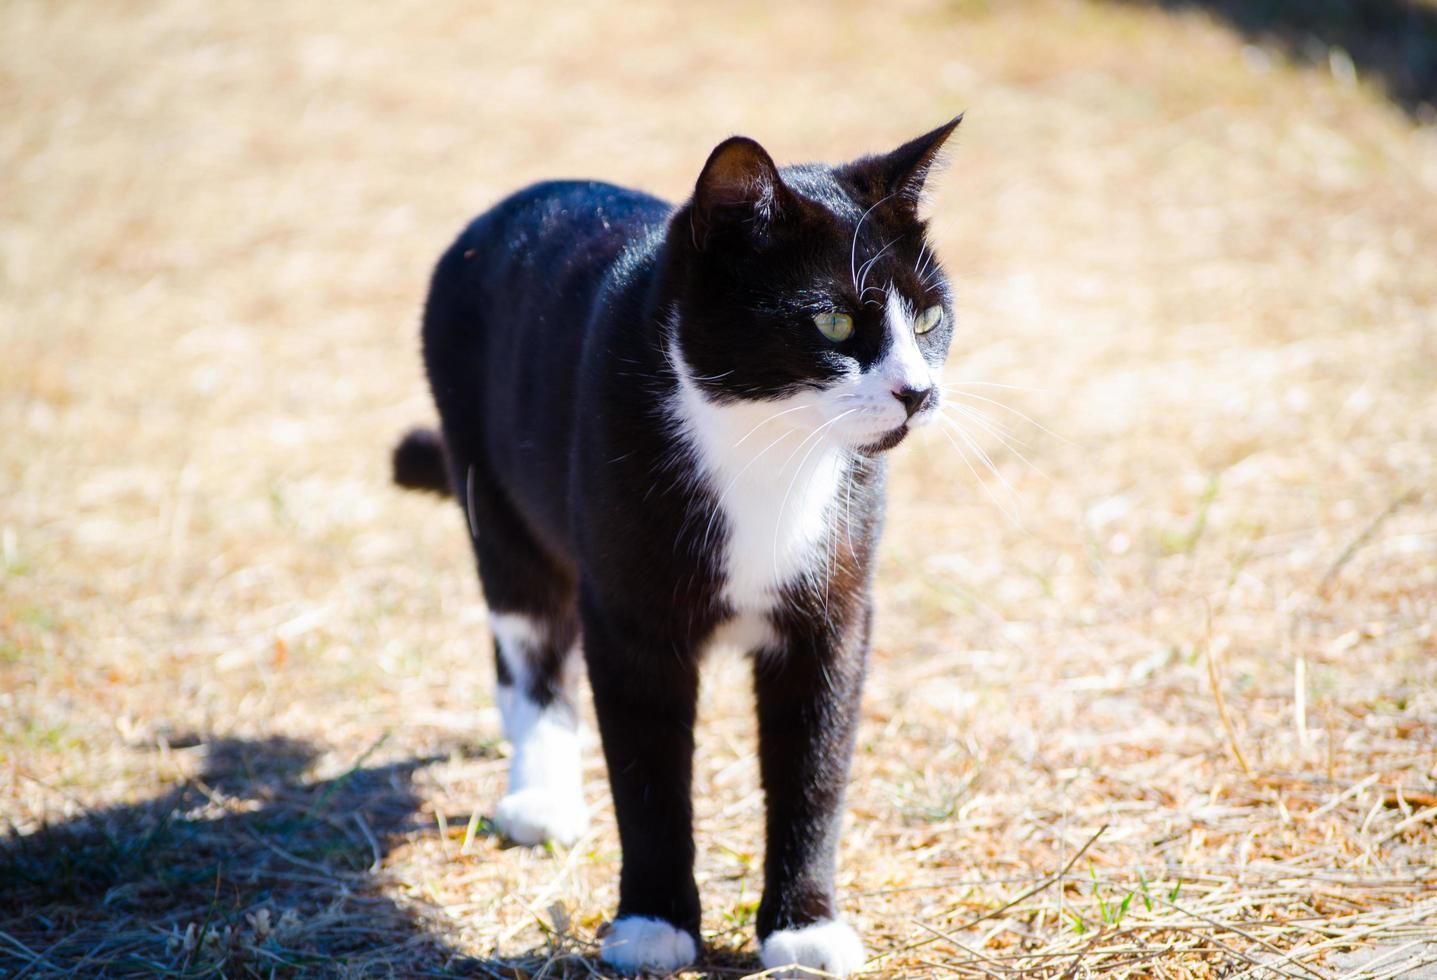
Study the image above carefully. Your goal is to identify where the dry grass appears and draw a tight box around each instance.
[3,0,1436,976]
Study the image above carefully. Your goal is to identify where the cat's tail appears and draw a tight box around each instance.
[392,426,452,496]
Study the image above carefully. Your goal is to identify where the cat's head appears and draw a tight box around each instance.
[669,117,962,454]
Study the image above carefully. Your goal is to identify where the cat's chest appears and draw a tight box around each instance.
[672,379,851,619]
[706,435,848,612]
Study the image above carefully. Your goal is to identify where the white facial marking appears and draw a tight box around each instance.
[760,919,867,978]
[489,613,588,846]
[878,288,938,423]
[668,286,944,635]
[768,289,942,451]
[602,916,698,973]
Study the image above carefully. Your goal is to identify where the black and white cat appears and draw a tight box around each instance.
[393,117,961,976]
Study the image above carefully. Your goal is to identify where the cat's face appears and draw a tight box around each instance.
[671,119,961,454]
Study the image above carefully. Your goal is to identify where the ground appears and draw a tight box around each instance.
[2,1,1436,976]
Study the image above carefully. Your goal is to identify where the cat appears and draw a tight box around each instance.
[392,116,961,976]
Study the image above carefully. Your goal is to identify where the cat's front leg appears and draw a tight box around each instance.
[581,593,702,974]
[753,605,871,978]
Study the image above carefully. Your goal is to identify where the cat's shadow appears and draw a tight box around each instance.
[0,733,760,977]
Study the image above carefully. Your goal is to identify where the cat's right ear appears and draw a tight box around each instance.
[690,137,792,250]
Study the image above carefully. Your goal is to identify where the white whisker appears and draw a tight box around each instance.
[857,238,898,298]
[920,260,944,289]
[945,389,1073,445]
[772,410,856,583]
[940,414,1015,494]
[701,424,798,558]
[942,404,1052,481]
[943,400,1024,442]
[942,380,1047,393]
[701,419,804,557]
[849,193,896,292]
[936,420,1022,527]
[917,242,943,288]
[843,456,857,559]
[688,368,736,383]
[731,400,816,449]
[939,415,1022,505]
[822,462,838,619]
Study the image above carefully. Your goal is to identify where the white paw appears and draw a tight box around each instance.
[492,788,588,846]
[601,915,698,974]
[760,919,866,978]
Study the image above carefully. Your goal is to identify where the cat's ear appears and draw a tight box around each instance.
[864,113,964,211]
[690,136,792,249]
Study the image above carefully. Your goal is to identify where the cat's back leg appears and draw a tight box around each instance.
[452,447,589,846]
[421,243,589,847]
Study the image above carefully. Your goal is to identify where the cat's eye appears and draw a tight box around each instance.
[915,305,944,335]
[813,311,854,343]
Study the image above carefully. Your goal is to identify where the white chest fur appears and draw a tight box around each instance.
[671,357,850,628]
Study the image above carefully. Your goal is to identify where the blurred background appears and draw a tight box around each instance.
[3,1,1435,975]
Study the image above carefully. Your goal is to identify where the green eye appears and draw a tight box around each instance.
[915,305,944,335]
[813,310,854,343]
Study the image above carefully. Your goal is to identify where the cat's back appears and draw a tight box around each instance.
[425,177,672,380]
[428,179,671,380]
[431,178,673,399]
[459,179,672,289]
[422,179,673,562]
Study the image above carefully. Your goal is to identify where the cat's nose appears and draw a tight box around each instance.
[893,384,932,420]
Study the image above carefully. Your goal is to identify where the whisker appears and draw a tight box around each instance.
[920,260,944,289]
[857,237,899,298]
[843,455,857,559]
[915,241,937,283]
[701,424,797,558]
[936,419,1023,528]
[942,400,1024,442]
[822,455,848,619]
[942,404,1052,481]
[849,193,896,292]
[772,410,857,581]
[773,410,844,480]
[945,389,1074,446]
[917,244,944,288]
[688,368,737,383]
[942,380,1048,393]
[731,401,816,449]
[939,415,1023,509]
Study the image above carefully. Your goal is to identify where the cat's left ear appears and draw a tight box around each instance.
[865,113,964,211]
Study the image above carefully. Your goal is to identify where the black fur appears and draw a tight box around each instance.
[391,427,450,495]
[396,119,961,963]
